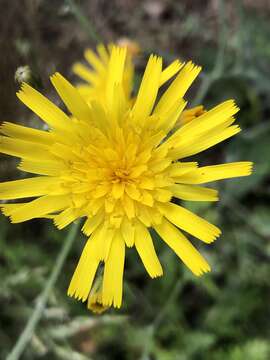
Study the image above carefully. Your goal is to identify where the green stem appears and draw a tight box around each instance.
[153,279,182,330]
[7,221,81,360]
[65,0,102,43]
[139,279,182,359]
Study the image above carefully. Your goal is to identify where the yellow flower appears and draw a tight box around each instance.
[72,43,135,105]
[72,43,181,109]
[0,46,252,309]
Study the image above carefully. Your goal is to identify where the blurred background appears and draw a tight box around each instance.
[0,0,270,359]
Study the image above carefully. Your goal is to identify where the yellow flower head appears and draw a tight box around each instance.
[0,46,252,309]
[72,43,135,105]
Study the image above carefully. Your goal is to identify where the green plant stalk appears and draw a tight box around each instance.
[65,0,102,43]
[7,221,81,360]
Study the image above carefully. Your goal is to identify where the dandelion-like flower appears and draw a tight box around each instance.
[0,46,252,309]
[72,43,135,104]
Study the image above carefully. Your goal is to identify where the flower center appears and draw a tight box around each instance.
[113,168,130,181]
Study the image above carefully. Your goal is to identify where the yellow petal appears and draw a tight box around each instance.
[50,72,91,122]
[147,207,163,225]
[93,184,110,198]
[0,176,62,200]
[153,188,172,202]
[1,203,31,216]
[155,219,211,276]
[170,184,219,201]
[1,203,52,220]
[72,62,98,84]
[140,190,154,207]
[104,196,116,213]
[168,161,198,176]
[178,162,253,184]
[125,184,141,200]
[112,182,125,199]
[50,142,79,162]
[90,224,115,261]
[170,125,241,159]
[150,159,171,173]
[137,205,152,227]
[121,194,135,218]
[102,232,125,308]
[134,221,163,278]
[18,159,63,176]
[158,202,221,244]
[68,239,99,301]
[129,165,148,178]
[0,136,51,161]
[7,195,70,223]
[88,101,110,133]
[159,60,183,86]
[54,208,78,229]
[88,197,105,215]
[139,177,155,190]
[155,62,201,116]
[155,99,187,133]
[121,217,135,247]
[109,83,127,126]
[106,46,127,112]
[16,83,70,129]
[84,48,105,73]
[0,122,53,145]
[169,100,239,146]
[96,43,110,63]
[132,55,162,122]
[82,211,104,236]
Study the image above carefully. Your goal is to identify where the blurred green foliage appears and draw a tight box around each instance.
[0,0,270,359]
